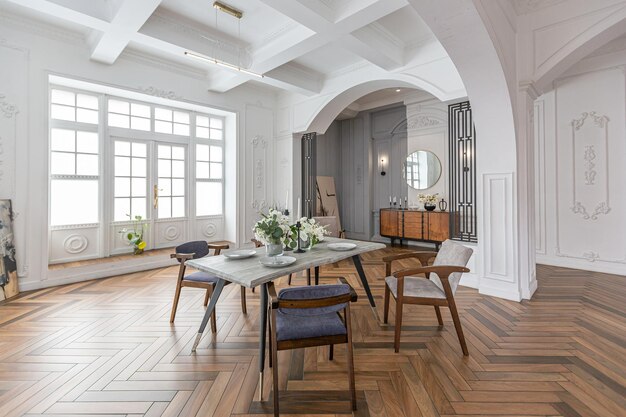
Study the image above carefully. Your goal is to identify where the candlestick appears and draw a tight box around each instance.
[294,221,305,253]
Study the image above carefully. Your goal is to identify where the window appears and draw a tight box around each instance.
[155,107,190,136]
[196,115,223,140]
[108,99,151,131]
[51,89,98,124]
[157,145,185,218]
[49,85,228,262]
[114,141,147,221]
[49,127,99,226]
[195,143,223,215]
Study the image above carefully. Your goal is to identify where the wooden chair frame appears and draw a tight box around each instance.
[383,252,470,355]
[266,278,358,416]
[169,243,247,332]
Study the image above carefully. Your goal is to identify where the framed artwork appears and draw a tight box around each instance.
[0,200,18,301]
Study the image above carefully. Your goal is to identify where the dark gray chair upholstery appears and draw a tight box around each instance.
[275,284,350,341]
[170,241,247,330]
[266,279,357,416]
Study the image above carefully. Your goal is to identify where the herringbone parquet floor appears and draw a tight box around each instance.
[1,247,625,416]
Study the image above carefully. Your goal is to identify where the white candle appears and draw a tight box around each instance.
[393,197,396,204]
[297,197,301,219]
[285,190,289,211]
[389,196,391,203]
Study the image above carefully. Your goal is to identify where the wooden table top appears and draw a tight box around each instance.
[186,237,385,288]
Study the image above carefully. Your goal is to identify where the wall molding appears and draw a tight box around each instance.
[569,111,611,220]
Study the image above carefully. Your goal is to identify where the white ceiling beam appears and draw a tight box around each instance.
[90,0,163,64]
[340,23,404,70]
[4,0,109,31]
[206,0,407,92]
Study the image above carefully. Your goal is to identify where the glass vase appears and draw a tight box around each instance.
[299,237,313,251]
[265,242,284,257]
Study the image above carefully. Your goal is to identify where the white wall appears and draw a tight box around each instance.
[404,98,449,206]
[0,14,278,291]
[535,47,626,275]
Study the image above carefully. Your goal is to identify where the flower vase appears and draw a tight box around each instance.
[299,237,313,251]
[424,204,436,211]
[265,242,284,258]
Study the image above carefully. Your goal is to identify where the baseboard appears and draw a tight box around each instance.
[479,282,522,302]
[459,273,479,289]
[536,255,626,276]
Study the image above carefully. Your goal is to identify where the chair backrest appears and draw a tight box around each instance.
[251,238,263,248]
[278,284,351,316]
[312,216,340,238]
[432,240,473,294]
[175,241,210,260]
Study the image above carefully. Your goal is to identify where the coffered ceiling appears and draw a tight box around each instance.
[0,0,440,96]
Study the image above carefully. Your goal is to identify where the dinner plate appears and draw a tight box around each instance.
[259,256,297,268]
[224,249,257,259]
[327,242,357,251]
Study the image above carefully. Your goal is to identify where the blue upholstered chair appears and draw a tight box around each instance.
[169,241,247,331]
[266,279,358,416]
[383,239,473,354]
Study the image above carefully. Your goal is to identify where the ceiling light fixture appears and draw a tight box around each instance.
[183,1,264,78]
[213,1,242,19]
[184,51,263,77]
[395,89,401,92]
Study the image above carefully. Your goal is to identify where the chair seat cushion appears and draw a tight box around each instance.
[275,310,347,341]
[184,271,220,283]
[385,276,446,299]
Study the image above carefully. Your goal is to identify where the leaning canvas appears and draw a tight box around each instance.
[0,200,18,301]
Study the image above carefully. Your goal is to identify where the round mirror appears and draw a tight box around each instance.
[405,150,442,190]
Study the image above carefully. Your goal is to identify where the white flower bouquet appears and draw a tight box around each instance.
[298,217,330,248]
[253,209,292,246]
[418,193,439,205]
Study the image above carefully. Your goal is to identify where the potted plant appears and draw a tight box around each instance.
[418,193,439,211]
[119,215,147,255]
[253,209,292,257]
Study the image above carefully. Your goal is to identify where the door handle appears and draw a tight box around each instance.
[153,184,158,209]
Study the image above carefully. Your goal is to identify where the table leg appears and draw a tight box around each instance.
[352,255,380,321]
[191,278,226,352]
[314,266,319,285]
[259,282,268,401]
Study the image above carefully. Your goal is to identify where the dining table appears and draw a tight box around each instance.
[186,237,385,399]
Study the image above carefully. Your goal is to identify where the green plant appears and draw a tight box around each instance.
[253,209,291,246]
[119,215,147,255]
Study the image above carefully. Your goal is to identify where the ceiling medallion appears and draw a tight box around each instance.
[184,2,263,78]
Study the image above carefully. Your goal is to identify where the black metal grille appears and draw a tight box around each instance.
[301,132,316,218]
[448,101,477,243]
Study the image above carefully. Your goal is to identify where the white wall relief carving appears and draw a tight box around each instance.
[163,226,180,241]
[569,111,610,220]
[255,159,264,189]
[406,115,441,129]
[203,223,217,238]
[63,235,88,254]
[138,86,180,100]
[583,145,596,185]
[0,93,19,118]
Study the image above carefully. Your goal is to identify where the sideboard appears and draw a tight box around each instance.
[380,208,450,248]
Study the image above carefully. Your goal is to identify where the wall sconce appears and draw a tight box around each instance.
[380,158,387,176]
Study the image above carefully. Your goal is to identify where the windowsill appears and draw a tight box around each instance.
[48,247,175,270]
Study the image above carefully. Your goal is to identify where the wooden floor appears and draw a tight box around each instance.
[1,246,625,417]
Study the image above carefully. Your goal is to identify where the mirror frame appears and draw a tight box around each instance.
[404,150,442,190]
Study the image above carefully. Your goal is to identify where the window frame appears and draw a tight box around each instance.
[48,84,227,263]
